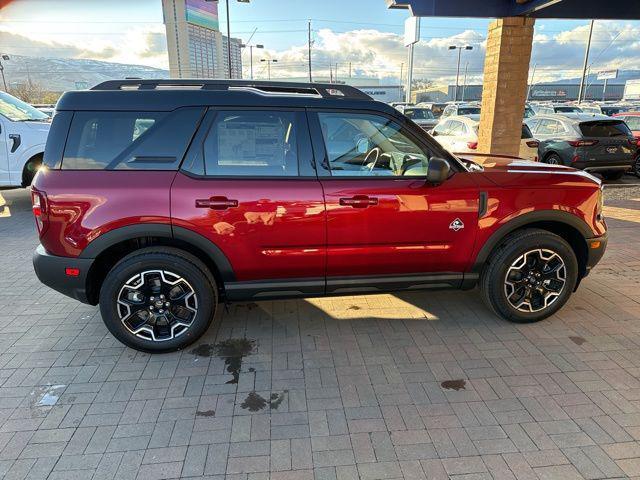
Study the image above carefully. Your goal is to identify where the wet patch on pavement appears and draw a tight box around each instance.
[569,336,587,345]
[196,410,216,417]
[441,379,466,391]
[240,390,288,412]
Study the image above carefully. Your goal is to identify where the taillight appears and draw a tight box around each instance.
[571,155,580,163]
[467,141,478,150]
[31,189,47,235]
[631,137,640,147]
[568,139,599,147]
[526,140,539,148]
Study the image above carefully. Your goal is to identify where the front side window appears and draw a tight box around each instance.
[62,107,204,170]
[317,112,434,177]
[204,110,299,176]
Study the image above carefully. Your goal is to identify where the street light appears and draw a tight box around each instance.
[220,0,251,79]
[260,58,277,80]
[0,54,9,91]
[449,45,473,101]
[241,43,263,80]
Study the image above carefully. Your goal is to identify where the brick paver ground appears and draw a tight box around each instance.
[0,186,639,480]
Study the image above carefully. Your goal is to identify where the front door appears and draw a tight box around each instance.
[171,108,326,298]
[310,110,479,286]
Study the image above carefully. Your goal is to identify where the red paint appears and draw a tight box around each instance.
[32,155,605,282]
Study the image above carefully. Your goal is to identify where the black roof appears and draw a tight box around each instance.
[56,79,398,113]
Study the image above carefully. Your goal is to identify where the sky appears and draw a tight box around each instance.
[0,0,639,85]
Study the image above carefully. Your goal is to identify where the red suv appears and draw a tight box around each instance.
[32,80,608,352]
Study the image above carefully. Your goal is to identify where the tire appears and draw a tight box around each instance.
[633,156,640,178]
[22,154,43,187]
[601,170,624,181]
[99,247,217,352]
[480,228,578,323]
[544,153,562,166]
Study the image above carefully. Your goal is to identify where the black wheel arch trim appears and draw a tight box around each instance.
[470,209,595,275]
[79,223,236,282]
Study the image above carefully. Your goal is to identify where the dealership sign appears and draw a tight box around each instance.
[597,69,618,80]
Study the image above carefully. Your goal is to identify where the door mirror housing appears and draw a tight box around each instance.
[426,157,450,185]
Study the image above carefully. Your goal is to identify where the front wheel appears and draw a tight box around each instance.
[480,229,578,323]
[99,247,217,352]
[544,153,562,165]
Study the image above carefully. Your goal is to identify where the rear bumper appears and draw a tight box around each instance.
[33,245,94,304]
[573,160,634,172]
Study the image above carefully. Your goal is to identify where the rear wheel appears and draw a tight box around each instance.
[633,156,640,178]
[99,247,217,352]
[480,229,578,323]
[601,170,624,181]
[544,153,562,165]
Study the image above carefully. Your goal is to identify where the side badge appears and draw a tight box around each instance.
[449,218,464,231]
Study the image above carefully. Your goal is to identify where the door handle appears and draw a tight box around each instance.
[8,134,20,153]
[195,196,238,210]
[339,195,378,208]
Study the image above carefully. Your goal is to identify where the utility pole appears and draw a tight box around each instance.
[225,0,233,79]
[449,45,473,101]
[527,63,537,100]
[405,17,419,103]
[349,62,352,78]
[307,20,313,82]
[578,20,595,104]
[0,54,9,91]
[260,58,277,80]
[461,62,468,102]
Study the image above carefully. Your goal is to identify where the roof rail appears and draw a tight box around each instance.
[91,79,372,100]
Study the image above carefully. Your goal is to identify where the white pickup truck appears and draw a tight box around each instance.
[0,91,51,187]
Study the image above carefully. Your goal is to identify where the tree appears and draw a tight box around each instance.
[9,80,58,105]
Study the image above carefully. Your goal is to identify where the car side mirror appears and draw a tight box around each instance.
[426,157,450,185]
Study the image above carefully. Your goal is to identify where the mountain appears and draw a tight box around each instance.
[1,55,169,92]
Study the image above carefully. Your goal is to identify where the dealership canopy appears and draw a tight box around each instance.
[386,0,640,20]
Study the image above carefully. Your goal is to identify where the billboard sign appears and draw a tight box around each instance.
[186,0,219,31]
[404,17,420,46]
[597,69,618,80]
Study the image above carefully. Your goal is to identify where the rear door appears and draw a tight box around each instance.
[309,109,479,286]
[171,108,326,297]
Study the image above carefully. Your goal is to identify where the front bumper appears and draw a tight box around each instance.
[585,233,608,275]
[33,245,94,304]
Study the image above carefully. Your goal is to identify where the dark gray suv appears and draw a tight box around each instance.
[526,113,636,180]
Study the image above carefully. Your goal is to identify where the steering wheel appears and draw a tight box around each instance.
[363,147,381,172]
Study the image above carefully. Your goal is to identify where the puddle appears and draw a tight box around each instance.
[30,384,66,408]
[191,344,215,357]
[190,338,256,384]
[441,379,466,391]
[240,390,288,412]
[569,336,586,345]
[196,410,216,417]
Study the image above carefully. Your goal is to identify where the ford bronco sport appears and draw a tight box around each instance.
[32,80,607,352]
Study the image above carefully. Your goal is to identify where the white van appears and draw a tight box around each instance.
[0,91,51,187]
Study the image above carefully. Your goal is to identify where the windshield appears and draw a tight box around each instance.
[404,108,435,120]
[458,107,481,115]
[555,105,582,113]
[0,91,50,122]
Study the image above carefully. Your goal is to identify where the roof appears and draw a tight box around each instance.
[56,79,399,113]
[386,0,640,20]
[528,113,617,123]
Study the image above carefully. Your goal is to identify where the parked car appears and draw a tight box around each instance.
[32,79,608,352]
[613,112,640,176]
[399,106,438,131]
[600,104,629,117]
[441,103,481,118]
[524,104,536,118]
[431,115,539,161]
[578,103,603,115]
[416,102,448,118]
[526,113,636,180]
[531,104,583,115]
[0,91,51,187]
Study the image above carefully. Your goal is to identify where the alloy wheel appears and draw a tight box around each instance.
[504,249,566,313]
[117,270,198,342]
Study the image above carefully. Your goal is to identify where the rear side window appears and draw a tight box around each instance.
[62,107,204,170]
[203,110,300,177]
[579,121,631,138]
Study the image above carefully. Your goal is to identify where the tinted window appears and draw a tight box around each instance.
[431,104,446,118]
[458,107,481,115]
[554,106,582,113]
[579,121,632,137]
[404,108,435,120]
[62,108,204,170]
[521,124,533,139]
[318,112,435,177]
[204,110,299,176]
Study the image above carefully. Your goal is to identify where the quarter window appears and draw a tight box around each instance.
[203,110,300,176]
[317,112,434,177]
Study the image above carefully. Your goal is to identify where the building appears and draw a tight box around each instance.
[162,0,242,79]
[448,84,625,102]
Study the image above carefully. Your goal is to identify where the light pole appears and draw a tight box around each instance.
[222,0,250,79]
[448,45,473,101]
[260,58,277,80]
[0,54,9,91]
[242,43,263,80]
[578,20,595,104]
